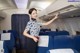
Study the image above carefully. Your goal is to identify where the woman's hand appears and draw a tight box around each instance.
[55,12,60,17]
[32,36,39,42]
[41,13,59,26]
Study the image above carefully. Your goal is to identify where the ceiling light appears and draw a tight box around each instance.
[14,0,28,9]
[29,1,52,10]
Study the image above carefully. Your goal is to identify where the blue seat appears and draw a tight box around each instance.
[7,30,19,39]
[48,31,69,37]
[53,36,74,49]
[38,31,70,53]
[39,29,51,35]
[48,31,57,37]
[7,30,21,49]
[73,36,80,51]
[3,33,15,53]
[40,29,51,32]
[38,47,48,53]
[3,43,9,53]
[39,31,50,35]
[38,36,52,53]
[57,31,69,35]
[39,31,69,36]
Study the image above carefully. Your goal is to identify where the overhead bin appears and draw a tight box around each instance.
[46,1,80,15]
[38,0,80,20]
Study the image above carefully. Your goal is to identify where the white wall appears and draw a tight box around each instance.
[43,17,80,35]
[0,9,28,30]
[63,17,80,35]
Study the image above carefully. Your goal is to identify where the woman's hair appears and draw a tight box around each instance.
[28,8,37,14]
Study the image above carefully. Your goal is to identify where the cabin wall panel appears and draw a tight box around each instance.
[41,17,80,35]
[63,18,80,35]
[46,17,80,35]
[0,9,28,30]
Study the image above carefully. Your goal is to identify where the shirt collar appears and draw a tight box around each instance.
[31,18,37,22]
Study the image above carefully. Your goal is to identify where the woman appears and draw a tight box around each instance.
[23,8,59,53]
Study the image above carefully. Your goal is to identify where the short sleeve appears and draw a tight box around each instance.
[25,22,31,31]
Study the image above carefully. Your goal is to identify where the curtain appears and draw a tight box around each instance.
[11,14,29,49]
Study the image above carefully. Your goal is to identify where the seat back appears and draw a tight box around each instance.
[53,36,74,49]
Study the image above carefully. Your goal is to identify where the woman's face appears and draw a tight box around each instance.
[31,10,37,19]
